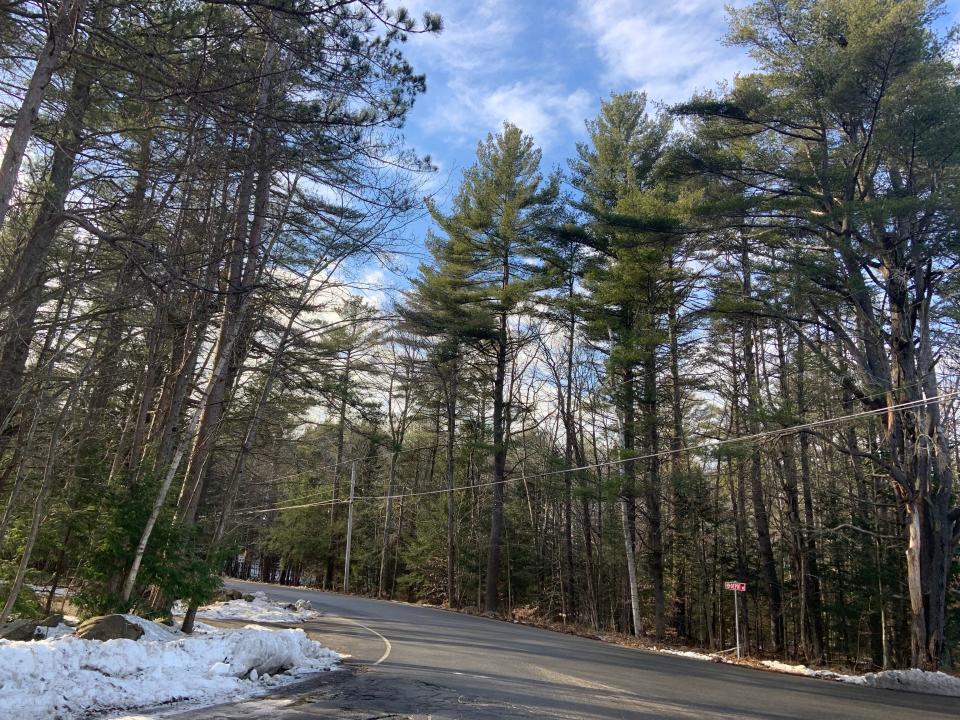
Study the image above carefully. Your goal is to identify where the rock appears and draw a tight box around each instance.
[214,588,243,602]
[38,614,63,628]
[283,603,298,611]
[75,614,145,641]
[242,594,255,602]
[0,619,39,641]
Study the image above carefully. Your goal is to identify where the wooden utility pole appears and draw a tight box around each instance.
[343,462,357,594]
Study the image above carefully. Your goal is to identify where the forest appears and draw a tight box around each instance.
[0,0,958,675]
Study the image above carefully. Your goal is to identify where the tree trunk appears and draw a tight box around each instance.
[484,310,509,613]
[617,365,642,637]
[120,346,214,603]
[0,361,85,623]
[562,304,577,619]
[667,274,688,638]
[642,331,665,641]
[876,255,958,669]
[324,349,351,590]
[0,33,96,433]
[378,450,400,597]
[176,34,277,525]
[794,338,825,662]
[445,362,458,607]
[0,0,89,231]
[741,243,784,652]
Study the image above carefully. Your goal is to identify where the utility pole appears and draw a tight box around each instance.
[343,461,356,594]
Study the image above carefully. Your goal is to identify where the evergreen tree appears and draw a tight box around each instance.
[400,228,492,606]
[677,0,960,668]
[426,124,560,612]
[572,92,678,639]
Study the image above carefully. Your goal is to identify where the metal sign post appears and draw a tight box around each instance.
[733,590,740,659]
[724,581,746,659]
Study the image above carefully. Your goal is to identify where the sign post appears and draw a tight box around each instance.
[724,581,746,658]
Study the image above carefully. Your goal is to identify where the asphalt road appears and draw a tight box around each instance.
[164,579,959,719]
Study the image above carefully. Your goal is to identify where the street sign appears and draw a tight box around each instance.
[724,582,746,658]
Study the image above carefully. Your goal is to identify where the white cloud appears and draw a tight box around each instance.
[401,0,524,73]
[424,80,592,151]
[357,267,389,309]
[577,0,752,103]
[481,82,592,148]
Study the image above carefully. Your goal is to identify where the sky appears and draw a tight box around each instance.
[370,0,960,291]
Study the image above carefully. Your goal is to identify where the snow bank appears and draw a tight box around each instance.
[190,620,221,634]
[659,648,718,662]
[761,661,960,697]
[33,616,186,642]
[0,624,339,719]
[175,592,320,624]
[32,623,76,640]
[761,660,823,677]
[845,669,960,697]
[122,614,183,642]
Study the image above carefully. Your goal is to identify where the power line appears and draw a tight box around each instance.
[235,389,960,515]
[241,439,446,491]
[242,376,949,507]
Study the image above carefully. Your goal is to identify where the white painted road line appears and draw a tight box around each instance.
[330,614,393,666]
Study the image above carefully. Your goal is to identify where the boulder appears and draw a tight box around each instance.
[214,588,243,602]
[242,594,255,602]
[0,619,39,641]
[75,614,144,641]
[38,614,64,628]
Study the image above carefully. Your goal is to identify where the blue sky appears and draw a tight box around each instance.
[371,0,960,290]
[401,0,751,169]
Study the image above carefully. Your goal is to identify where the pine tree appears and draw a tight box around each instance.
[677,0,960,668]
[572,92,679,640]
[400,229,492,606]
[425,123,560,613]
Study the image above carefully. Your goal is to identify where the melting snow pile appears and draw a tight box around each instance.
[658,648,718,662]
[761,661,960,697]
[761,660,826,677]
[32,623,77,640]
[849,669,960,696]
[122,614,184,641]
[174,591,320,623]
[0,620,340,719]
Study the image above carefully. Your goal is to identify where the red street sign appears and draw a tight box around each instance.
[724,581,746,592]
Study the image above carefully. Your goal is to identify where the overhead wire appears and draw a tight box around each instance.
[236,438,447,493]
[235,389,960,516]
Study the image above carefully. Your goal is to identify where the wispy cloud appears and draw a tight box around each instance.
[424,80,592,151]
[576,0,752,103]
[402,0,524,73]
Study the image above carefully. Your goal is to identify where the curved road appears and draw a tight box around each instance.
[168,579,958,719]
